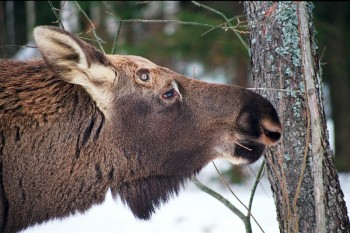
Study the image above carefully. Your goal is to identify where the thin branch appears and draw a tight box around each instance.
[212,162,248,209]
[319,46,327,66]
[201,15,247,36]
[74,1,106,53]
[103,1,122,54]
[212,162,263,232]
[191,1,249,49]
[121,18,217,30]
[48,1,64,29]
[247,161,266,233]
[192,1,230,22]
[76,36,107,44]
[114,2,249,51]
[192,177,246,221]
[234,30,249,50]
[121,18,246,35]
[0,45,37,49]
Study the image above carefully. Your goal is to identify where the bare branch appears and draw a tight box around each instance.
[48,1,64,29]
[103,1,122,54]
[247,161,266,233]
[192,177,247,221]
[121,18,217,30]
[74,1,106,53]
[192,1,230,22]
[0,45,37,49]
[212,162,264,232]
[191,1,249,50]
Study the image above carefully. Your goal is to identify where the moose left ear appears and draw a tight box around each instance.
[33,26,112,83]
[34,26,116,116]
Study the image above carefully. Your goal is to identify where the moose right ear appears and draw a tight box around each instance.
[34,26,117,117]
[34,26,96,83]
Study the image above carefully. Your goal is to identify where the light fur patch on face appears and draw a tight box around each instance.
[171,80,182,100]
[214,146,249,165]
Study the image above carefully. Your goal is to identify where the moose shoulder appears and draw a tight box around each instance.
[0,26,281,233]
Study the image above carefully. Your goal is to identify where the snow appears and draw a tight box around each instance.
[21,160,350,233]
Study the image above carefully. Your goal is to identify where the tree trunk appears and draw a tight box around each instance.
[5,1,15,56]
[25,1,35,40]
[243,2,349,233]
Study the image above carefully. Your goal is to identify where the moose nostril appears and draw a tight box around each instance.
[260,118,282,144]
[262,127,281,142]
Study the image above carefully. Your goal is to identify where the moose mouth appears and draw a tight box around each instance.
[234,140,266,164]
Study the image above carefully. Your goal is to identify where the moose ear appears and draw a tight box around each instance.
[33,26,116,116]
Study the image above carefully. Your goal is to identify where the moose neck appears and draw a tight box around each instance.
[0,60,126,233]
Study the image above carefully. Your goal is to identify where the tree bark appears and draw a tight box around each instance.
[244,2,349,233]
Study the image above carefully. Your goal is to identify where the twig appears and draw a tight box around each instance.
[74,1,106,53]
[121,18,217,30]
[192,1,230,22]
[191,1,249,49]
[48,1,64,29]
[0,45,37,49]
[247,161,266,233]
[212,162,264,232]
[103,1,122,54]
[192,177,246,221]
[319,46,327,65]
[75,36,107,44]
[201,15,246,36]
[212,162,248,209]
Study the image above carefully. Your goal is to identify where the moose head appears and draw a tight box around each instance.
[0,26,281,233]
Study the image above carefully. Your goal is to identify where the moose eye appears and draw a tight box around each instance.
[136,68,150,82]
[140,73,150,82]
[162,88,176,99]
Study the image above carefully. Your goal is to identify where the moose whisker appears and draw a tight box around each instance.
[235,141,253,151]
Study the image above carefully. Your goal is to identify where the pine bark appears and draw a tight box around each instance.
[243,2,349,233]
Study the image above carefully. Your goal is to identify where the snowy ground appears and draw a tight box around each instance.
[22,160,350,233]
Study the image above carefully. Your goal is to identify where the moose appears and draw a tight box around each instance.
[0,26,282,233]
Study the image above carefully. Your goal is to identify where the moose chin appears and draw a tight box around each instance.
[0,26,281,233]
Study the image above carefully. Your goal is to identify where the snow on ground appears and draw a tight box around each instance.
[22,160,350,233]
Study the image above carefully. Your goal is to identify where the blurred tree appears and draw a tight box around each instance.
[314,2,350,171]
[25,1,35,40]
[0,1,249,84]
[0,3,5,57]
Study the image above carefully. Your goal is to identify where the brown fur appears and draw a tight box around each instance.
[0,26,281,233]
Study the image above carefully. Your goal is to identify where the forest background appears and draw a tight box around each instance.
[1,1,348,172]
